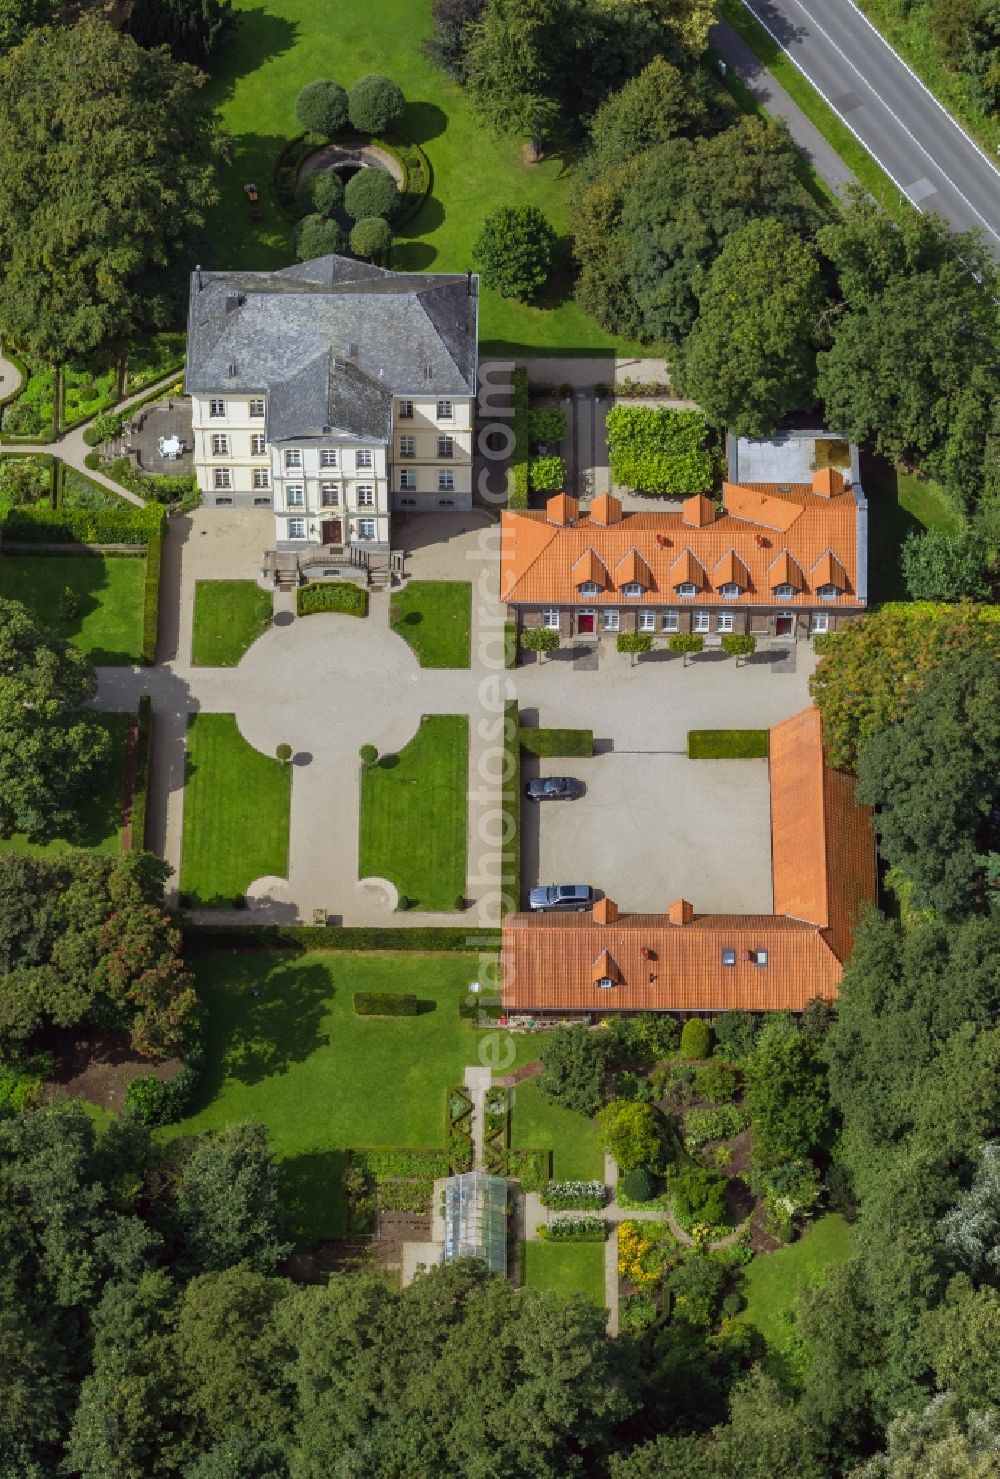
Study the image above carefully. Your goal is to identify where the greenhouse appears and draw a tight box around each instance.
[443,1172,508,1277]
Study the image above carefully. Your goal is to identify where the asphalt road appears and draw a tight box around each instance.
[740,0,1000,253]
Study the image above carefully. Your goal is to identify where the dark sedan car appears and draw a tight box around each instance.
[525,777,583,802]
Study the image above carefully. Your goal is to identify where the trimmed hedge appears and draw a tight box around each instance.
[502,698,521,914]
[297,581,369,617]
[519,727,594,758]
[605,406,713,495]
[687,729,769,760]
[3,501,164,545]
[504,621,518,669]
[350,1146,448,1177]
[528,454,565,492]
[538,1216,610,1241]
[131,696,153,853]
[183,924,500,952]
[509,368,530,509]
[680,1018,712,1060]
[354,991,419,1016]
[142,532,162,664]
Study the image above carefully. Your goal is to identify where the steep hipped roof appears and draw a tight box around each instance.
[501,707,876,1015]
[499,482,862,609]
[185,256,478,441]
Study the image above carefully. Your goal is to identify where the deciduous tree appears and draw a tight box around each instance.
[537,1025,611,1115]
[466,0,562,158]
[473,205,557,301]
[174,1124,291,1275]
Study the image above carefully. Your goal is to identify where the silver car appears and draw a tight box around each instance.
[528,884,594,912]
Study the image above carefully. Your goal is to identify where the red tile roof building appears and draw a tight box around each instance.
[501,707,876,1018]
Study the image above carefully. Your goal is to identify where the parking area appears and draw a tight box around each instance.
[520,749,773,916]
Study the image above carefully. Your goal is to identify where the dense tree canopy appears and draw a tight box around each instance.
[0,18,222,362]
[473,204,557,300]
[0,0,58,55]
[582,56,706,178]
[537,1024,611,1115]
[902,526,995,602]
[126,0,237,67]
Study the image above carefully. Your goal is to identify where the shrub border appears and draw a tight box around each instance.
[131,695,153,852]
[142,531,162,665]
[0,350,58,442]
[182,924,500,952]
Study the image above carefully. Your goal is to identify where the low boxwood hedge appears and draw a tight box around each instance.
[130,696,153,853]
[141,532,162,664]
[183,923,500,953]
[354,991,419,1016]
[519,727,594,758]
[297,581,368,617]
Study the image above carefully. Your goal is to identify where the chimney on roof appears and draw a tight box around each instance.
[545,493,579,526]
[467,269,473,297]
[593,897,618,925]
[682,494,715,527]
[668,898,693,926]
[589,494,622,527]
[225,292,241,313]
[195,264,203,291]
[812,467,842,498]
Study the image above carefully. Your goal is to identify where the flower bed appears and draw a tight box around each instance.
[541,1179,610,1210]
[538,1216,609,1242]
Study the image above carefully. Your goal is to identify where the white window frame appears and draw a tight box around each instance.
[622,582,644,598]
[212,468,231,490]
[579,581,600,598]
[399,469,416,491]
[638,610,656,632]
[209,399,225,418]
[248,398,265,418]
[398,400,414,419]
[320,449,338,469]
[287,517,307,539]
[214,495,233,506]
[773,583,794,600]
[602,609,619,631]
[810,612,830,634]
[438,471,454,492]
[356,485,375,507]
[717,613,734,633]
[284,449,302,469]
[676,582,697,598]
[399,435,415,458]
[252,468,270,490]
[250,433,267,457]
[692,611,710,633]
[356,449,373,470]
[719,582,740,599]
[542,609,560,631]
[436,399,453,419]
[596,977,616,990]
[286,484,304,508]
[321,483,339,507]
[437,435,454,459]
[818,583,839,601]
[211,433,228,456]
[357,518,376,541]
[662,611,679,632]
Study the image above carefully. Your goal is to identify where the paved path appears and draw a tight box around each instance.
[736,0,1000,252]
[710,16,859,199]
[464,1065,492,1171]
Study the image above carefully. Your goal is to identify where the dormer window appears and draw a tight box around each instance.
[817,583,838,601]
[747,949,768,967]
[676,582,696,598]
[596,977,616,990]
[579,581,600,598]
[773,583,794,599]
[719,583,740,599]
[622,582,643,598]
[721,949,736,967]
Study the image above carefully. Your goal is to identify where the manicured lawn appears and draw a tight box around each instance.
[180,714,291,907]
[863,451,962,603]
[738,1213,854,1354]
[191,580,273,666]
[0,554,145,664]
[390,580,471,668]
[510,1080,604,1181]
[198,0,643,354]
[359,714,468,910]
[687,729,769,759]
[0,712,128,856]
[523,1240,605,1307]
[162,950,490,1241]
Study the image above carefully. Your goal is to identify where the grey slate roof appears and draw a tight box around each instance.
[185,255,478,442]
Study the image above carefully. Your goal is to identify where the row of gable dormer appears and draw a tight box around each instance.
[571,544,850,600]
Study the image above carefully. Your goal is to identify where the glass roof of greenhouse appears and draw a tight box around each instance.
[443,1172,508,1277]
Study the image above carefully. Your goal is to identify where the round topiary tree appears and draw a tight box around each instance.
[473,205,557,302]
[275,743,292,763]
[349,216,392,261]
[680,1018,712,1060]
[359,743,379,768]
[293,213,346,262]
[347,74,405,135]
[295,79,349,138]
[620,1166,657,1204]
[297,168,344,218]
[343,167,400,220]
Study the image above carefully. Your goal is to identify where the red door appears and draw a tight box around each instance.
[321,519,342,545]
[775,613,794,637]
[577,610,595,634]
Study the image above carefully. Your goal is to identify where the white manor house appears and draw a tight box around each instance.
[185,254,478,582]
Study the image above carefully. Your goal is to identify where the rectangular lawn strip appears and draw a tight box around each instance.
[191,580,273,666]
[687,730,769,760]
[0,554,145,664]
[737,1213,853,1354]
[390,581,472,668]
[160,950,487,1242]
[718,0,913,223]
[359,714,468,911]
[510,1079,605,1181]
[522,1240,606,1307]
[0,711,129,856]
[180,713,291,907]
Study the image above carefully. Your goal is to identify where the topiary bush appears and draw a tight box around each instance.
[359,743,379,768]
[276,743,292,763]
[297,168,343,218]
[295,79,349,137]
[350,216,392,261]
[528,454,564,492]
[680,1018,712,1060]
[293,213,346,262]
[348,74,405,134]
[620,1166,658,1203]
[344,168,400,220]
